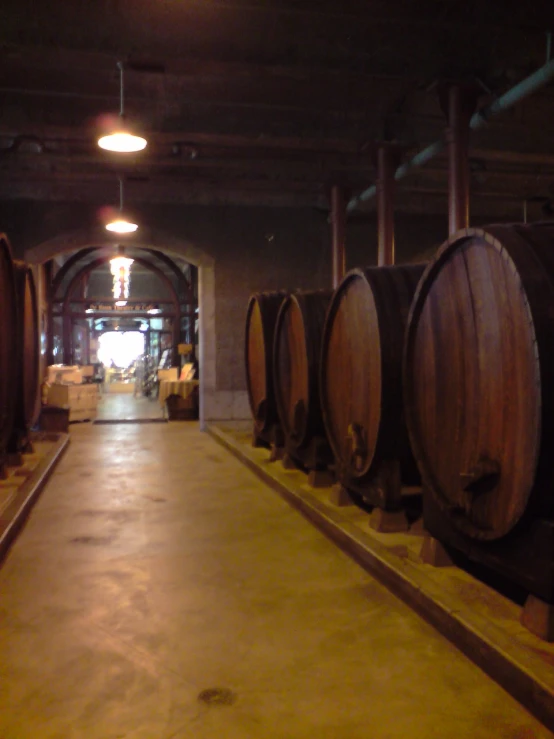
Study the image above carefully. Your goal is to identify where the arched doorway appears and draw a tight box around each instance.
[26,227,216,429]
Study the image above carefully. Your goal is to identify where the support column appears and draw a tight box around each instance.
[375,144,400,266]
[444,85,477,235]
[330,184,347,289]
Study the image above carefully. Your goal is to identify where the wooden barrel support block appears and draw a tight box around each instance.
[521,595,554,642]
[245,291,287,444]
[320,264,425,510]
[273,290,333,470]
[0,235,18,473]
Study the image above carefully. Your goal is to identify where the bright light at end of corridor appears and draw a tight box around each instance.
[97,331,145,368]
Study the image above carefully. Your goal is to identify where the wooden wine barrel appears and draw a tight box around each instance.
[320,265,425,504]
[0,235,18,468]
[273,290,332,462]
[245,291,287,439]
[404,224,554,541]
[9,261,40,453]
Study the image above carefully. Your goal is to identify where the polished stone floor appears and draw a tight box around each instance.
[0,422,551,738]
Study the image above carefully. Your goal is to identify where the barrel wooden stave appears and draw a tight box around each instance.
[245,291,287,439]
[273,290,332,459]
[321,264,425,501]
[9,260,40,453]
[404,224,554,542]
[0,235,18,467]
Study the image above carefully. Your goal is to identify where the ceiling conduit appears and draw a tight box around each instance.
[347,50,554,213]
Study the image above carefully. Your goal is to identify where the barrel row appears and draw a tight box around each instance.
[245,263,424,499]
[245,222,554,609]
[0,233,41,475]
[404,222,554,605]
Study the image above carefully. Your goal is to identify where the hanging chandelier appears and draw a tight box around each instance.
[105,178,138,234]
[110,252,134,305]
[98,61,147,153]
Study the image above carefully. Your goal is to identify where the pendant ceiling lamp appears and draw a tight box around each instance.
[98,61,147,153]
[110,247,134,304]
[105,179,138,234]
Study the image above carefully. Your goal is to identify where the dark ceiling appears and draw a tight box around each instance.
[2,0,554,218]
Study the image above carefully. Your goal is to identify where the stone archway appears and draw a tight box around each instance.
[26,226,216,430]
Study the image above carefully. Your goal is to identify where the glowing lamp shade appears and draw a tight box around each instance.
[115,300,128,307]
[98,63,148,153]
[98,131,147,153]
[105,218,138,234]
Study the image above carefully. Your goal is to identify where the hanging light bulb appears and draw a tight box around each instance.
[98,62,147,153]
[105,179,138,233]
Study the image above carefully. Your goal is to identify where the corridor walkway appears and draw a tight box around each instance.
[96,391,165,422]
[0,422,550,739]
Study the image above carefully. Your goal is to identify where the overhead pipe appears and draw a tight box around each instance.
[347,55,554,213]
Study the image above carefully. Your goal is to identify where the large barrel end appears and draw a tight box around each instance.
[0,236,19,468]
[9,260,41,455]
[321,264,425,497]
[403,225,547,541]
[244,291,287,437]
[273,290,332,456]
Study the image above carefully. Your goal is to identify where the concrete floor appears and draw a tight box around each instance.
[0,423,551,739]
[96,392,165,421]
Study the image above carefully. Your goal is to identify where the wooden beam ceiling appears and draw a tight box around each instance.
[1,0,554,215]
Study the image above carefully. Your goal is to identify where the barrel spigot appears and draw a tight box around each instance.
[460,457,500,495]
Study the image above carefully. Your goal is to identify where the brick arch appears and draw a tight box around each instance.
[26,227,215,429]
[24,225,213,267]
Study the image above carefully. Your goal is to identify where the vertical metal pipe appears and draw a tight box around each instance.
[447,85,471,235]
[117,61,125,118]
[376,146,397,266]
[331,184,346,288]
[523,199,528,224]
